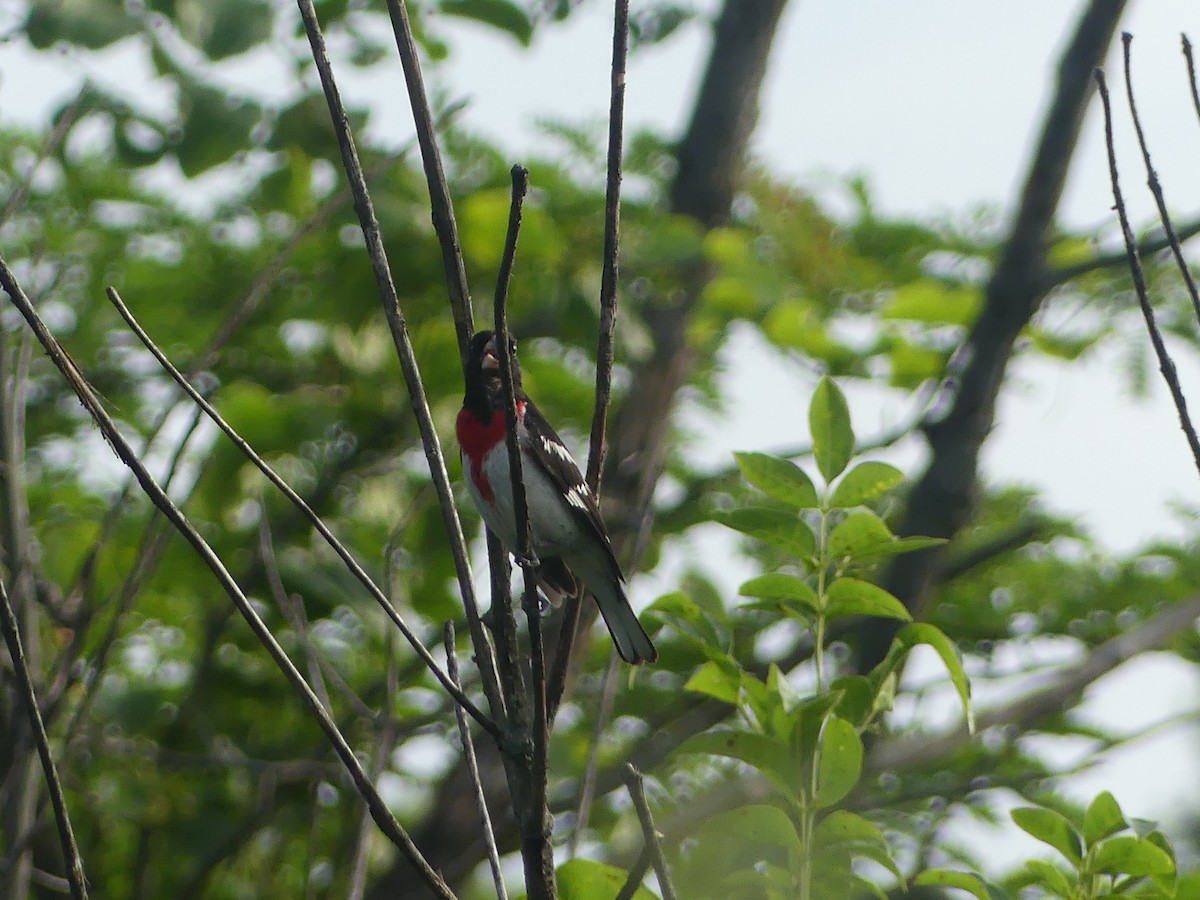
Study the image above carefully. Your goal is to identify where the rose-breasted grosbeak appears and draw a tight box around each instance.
[456,330,657,664]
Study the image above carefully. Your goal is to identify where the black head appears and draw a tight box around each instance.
[464,329,522,414]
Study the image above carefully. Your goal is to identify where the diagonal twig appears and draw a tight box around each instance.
[0,577,88,900]
[1121,33,1200,325]
[104,285,502,744]
[0,257,456,899]
[297,0,507,727]
[445,622,508,900]
[382,0,474,362]
[1184,34,1200,127]
[1095,68,1200,477]
[623,764,677,900]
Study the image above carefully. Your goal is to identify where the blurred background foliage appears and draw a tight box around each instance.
[2,0,1200,898]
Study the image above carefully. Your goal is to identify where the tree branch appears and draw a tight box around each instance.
[623,764,677,900]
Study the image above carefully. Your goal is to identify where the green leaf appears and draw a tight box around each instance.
[815,811,901,879]
[554,858,659,900]
[643,592,722,648]
[734,451,819,508]
[679,730,799,801]
[826,578,912,623]
[880,623,973,732]
[830,461,904,508]
[809,377,854,481]
[1011,807,1083,865]
[1022,860,1075,897]
[441,0,534,45]
[684,660,742,705]
[713,508,816,561]
[828,510,895,562]
[739,574,819,615]
[914,869,1006,900]
[815,716,863,808]
[1090,836,1175,877]
[880,278,980,326]
[1083,791,1127,847]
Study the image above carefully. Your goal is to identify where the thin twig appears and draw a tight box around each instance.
[1095,68,1200,477]
[382,0,474,362]
[552,0,633,723]
[0,84,86,228]
[623,764,677,900]
[445,622,508,900]
[1184,34,1200,127]
[0,258,456,899]
[104,285,502,744]
[569,652,620,857]
[492,164,555,897]
[1121,33,1200,324]
[296,0,505,726]
[615,846,653,900]
[1044,215,1200,286]
[0,577,88,900]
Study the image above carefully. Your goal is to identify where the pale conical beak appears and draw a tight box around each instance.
[482,336,500,371]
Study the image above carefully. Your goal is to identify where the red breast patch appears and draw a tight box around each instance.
[456,401,525,503]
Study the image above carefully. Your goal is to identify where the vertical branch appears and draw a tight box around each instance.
[0,578,88,900]
[382,0,474,362]
[491,165,555,899]
[1121,33,1200,324]
[551,0,632,721]
[444,622,508,900]
[1096,69,1200,475]
[1183,34,1200,126]
[295,0,505,724]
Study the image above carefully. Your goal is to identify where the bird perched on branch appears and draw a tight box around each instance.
[456,329,657,664]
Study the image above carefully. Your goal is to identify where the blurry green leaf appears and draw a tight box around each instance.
[830,461,903,508]
[554,858,658,900]
[828,510,894,562]
[713,508,816,561]
[887,337,945,388]
[1090,836,1174,877]
[880,278,980,326]
[1011,807,1083,865]
[1028,326,1098,361]
[685,660,742,706]
[1083,791,1126,847]
[814,810,901,880]
[878,623,972,732]
[826,578,911,623]
[914,869,1007,900]
[809,377,854,481]
[644,592,721,649]
[26,0,136,49]
[174,0,273,59]
[739,574,819,615]
[441,0,533,45]
[1022,860,1074,897]
[815,716,862,808]
[735,451,819,508]
[176,84,261,177]
[680,730,799,801]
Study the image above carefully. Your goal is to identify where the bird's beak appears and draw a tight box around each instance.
[482,336,500,371]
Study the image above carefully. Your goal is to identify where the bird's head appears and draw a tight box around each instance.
[464,329,522,412]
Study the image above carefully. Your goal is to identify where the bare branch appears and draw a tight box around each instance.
[623,764,677,900]
[382,0,474,362]
[0,84,86,228]
[0,258,456,899]
[0,577,88,900]
[1044,215,1200,286]
[1184,34,1200,127]
[445,622,508,900]
[492,164,555,899]
[1096,68,1200,476]
[1122,33,1200,325]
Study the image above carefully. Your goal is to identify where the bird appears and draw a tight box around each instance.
[455,329,657,664]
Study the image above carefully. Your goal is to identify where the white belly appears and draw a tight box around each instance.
[465,442,584,556]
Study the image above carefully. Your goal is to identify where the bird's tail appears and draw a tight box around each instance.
[569,555,656,664]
